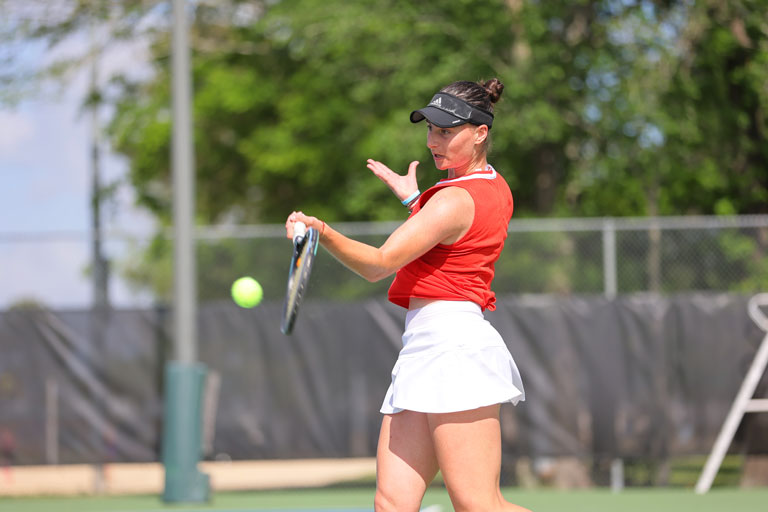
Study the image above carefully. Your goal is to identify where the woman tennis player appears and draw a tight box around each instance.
[285,78,529,512]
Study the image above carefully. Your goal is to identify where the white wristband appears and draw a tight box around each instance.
[401,190,420,206]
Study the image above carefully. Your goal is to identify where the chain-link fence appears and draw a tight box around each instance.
[499,215,768,297]
[1,215,767,310]
[2,216,768,481]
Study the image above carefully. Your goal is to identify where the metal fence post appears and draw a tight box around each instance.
[602,218,617,298]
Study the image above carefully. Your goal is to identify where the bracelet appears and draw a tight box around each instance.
[401,190,420,206]
[320,221,326,237]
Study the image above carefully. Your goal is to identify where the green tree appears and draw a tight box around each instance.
[105,0,637,225]
[563,0,768,217]
[5,1,767,222]
[4,1,768,300]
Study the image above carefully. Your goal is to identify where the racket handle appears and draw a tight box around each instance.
[293,221,307,243]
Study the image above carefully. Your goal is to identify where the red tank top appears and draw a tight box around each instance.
[388,165,513,311]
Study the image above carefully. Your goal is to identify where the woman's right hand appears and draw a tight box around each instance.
[285,211,323,240]
[366,159,419,203]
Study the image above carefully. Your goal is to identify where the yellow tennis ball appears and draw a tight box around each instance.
[231,277,263,308]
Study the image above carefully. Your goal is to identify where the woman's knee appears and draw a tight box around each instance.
[374,486,422,512]
[448,488,532,512]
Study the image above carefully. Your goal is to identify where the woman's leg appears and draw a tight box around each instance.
[428,404,531,512]
[375,411,439,512]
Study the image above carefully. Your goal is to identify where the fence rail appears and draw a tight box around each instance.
[1,215,767,309]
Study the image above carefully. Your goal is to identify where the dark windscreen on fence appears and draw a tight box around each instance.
[1,294,766,472]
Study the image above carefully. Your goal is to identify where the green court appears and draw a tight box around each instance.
[1,487,767,512]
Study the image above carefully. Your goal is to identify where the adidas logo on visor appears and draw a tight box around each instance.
[412,92,494,129]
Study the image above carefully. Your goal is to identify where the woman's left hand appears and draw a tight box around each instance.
[367,159,420,203]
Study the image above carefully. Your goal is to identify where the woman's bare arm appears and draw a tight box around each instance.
[285,186,474,282]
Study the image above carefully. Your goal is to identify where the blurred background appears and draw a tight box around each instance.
[1,0,768,501]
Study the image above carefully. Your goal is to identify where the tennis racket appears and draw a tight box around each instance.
[280,221,320,334]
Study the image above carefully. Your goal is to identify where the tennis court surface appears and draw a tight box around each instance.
[1,487,767,512]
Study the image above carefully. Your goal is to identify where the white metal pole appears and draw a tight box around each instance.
[164,2,209,501]
[610,458,624,493]
[172,0,196,364]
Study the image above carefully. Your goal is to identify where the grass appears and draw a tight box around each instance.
[1,486,767,512]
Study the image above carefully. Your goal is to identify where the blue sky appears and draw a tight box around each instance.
[0,98,93,233]
[0,36,155,309]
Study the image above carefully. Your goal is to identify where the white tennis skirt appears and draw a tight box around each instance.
[380,300,525,414]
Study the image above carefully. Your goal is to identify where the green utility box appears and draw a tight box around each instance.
[162,361,211,502]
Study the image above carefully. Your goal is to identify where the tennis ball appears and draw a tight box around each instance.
[231,277,263,308]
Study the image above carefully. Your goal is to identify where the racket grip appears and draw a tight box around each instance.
[293,221,307,243]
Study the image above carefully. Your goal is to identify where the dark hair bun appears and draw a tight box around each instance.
[483,78,504,104]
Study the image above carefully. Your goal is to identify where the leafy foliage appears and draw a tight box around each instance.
[3,0,768,300]
[7,0,767,223]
